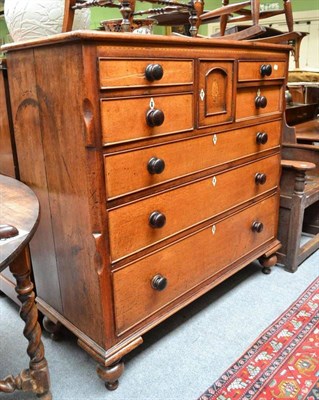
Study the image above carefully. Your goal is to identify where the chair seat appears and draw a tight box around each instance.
[296,120,319,143]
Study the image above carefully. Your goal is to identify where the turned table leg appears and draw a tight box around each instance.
[96,360,125,391]
[0,250,51,399]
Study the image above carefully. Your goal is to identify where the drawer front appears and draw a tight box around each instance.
[101,93,193,144]
[99,59,193,89]
[108,154,280,260]
[198,61,234,127]
[105,120,281,199]
[113,195,278,334]
[238,61,286,82]
[236,86,283,120]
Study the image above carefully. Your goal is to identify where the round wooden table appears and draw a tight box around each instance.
[0,174,52,399]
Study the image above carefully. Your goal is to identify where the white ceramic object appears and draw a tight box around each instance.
[4,0,90,42]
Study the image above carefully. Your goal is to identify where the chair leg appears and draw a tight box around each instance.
[220,0,229,36]
[251,0,260,26]
[285,199,305,273]
[292,37,302,69]
[283,0,294,32]
[62,0,76,32]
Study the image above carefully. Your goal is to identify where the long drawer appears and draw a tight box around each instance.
[101,93,193,144]
[108,154,280,261]
[113,194,278,334]
[104,120,281,199]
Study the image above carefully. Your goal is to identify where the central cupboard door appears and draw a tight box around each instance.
[198,60,234,128]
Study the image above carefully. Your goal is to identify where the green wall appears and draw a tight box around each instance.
[0,17,9,45]
[262,0,318,12]
[91,8,119,29]
[207,0,319,12]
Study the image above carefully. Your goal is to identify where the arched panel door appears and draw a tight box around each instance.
[198,61,234,127]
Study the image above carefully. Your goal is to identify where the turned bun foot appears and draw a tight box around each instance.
[37,391,52,399]
[96,361,124,391]
[42,316,62,340]
[106,380,119,391]
[259,253,277,274]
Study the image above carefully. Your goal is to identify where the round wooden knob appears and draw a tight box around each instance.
[145,64,164,81]
[146,109,165,127]
[252,221,264,233]
[147,157,165,174]
[260,64,272,77]
[151,274,167,291]
[149,211,166,228]
[255,95,268,109]
[256,132,268,145]
[0,224,19,240]
[255,173,267,185]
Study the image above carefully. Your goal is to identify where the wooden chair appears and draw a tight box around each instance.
[62,0,205,36]
[200,0,293,40]
[278,118,319,272]
[251,31,307,68]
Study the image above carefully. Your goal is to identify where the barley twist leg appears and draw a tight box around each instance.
[0,250,51,398]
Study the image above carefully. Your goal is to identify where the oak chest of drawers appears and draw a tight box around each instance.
[3,32,289,389]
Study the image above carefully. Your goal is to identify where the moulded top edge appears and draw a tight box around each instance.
[1,30,292,53]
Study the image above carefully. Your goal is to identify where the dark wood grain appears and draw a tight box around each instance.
[0,175,39,269]
[0,61,16,178]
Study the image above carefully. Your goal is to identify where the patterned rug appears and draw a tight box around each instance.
[199,276,319,400]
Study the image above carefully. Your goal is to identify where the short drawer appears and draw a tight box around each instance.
[113,194,278,334]
[236,86,283,120]
[104,120,281,199]
[108,154,280,261]
[238,61,286,82]
[101,93,193,144]
[98,59,193,89]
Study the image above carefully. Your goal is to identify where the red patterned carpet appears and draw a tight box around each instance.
[199,276,319,400]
